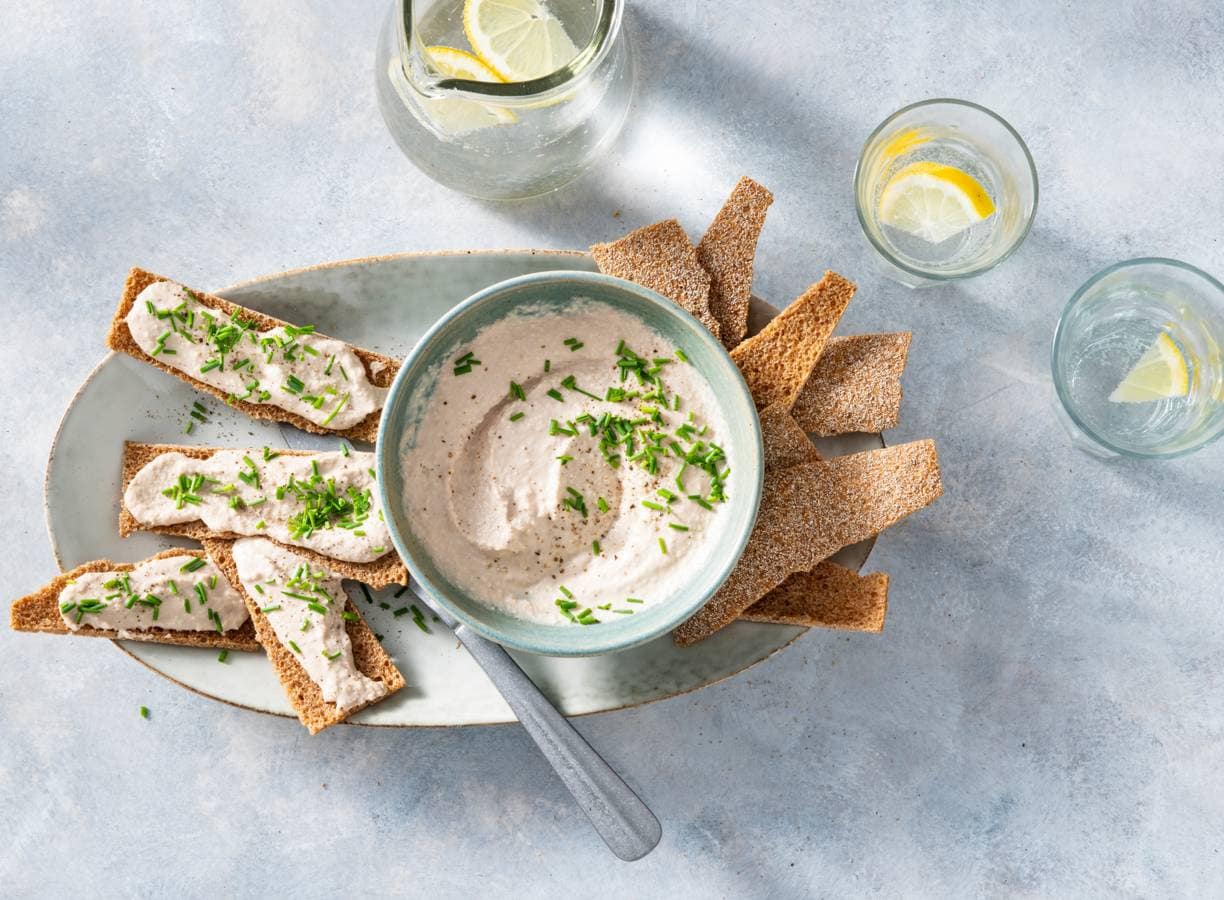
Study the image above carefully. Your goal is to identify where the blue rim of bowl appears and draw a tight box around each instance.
[852,97,1040,282]
[1050,256,1224,460]
[374,269,765,656]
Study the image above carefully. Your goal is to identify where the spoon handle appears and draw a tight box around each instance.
[451,621,663,861]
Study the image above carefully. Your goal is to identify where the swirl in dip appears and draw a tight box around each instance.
[401,301,733,624]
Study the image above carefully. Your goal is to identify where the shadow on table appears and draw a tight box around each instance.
[470,5,864,248]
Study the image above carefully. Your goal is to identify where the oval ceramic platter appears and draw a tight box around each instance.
[46,250,882,727]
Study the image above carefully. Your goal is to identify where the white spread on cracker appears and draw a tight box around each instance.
[231,538,387,713]
[124,449,391,564]
[400,300,733,625]
[126,280,386,431]
[58,554,248,634]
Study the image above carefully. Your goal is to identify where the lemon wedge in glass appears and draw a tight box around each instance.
[1108,332,1191,403]
[463,0,580,82]
[878,161,996,244]
[417,45,516,135]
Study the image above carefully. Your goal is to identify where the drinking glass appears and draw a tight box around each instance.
[1052,258,1224,458]
[854,99,1038,287]
[375,0,634,200]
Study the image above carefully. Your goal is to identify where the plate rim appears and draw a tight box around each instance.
[42,248,878,728]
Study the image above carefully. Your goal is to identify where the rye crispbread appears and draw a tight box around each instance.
[203,538,404,734]
[120,441,408,589]
[696,176,774,350]
[741,561,889,632]
[674,437,941,646]
[792,333,912,436]
[106,267,400,444]
[758,401,823,471]
[730,271,857,410]
[590,220,722,341]
[9,547,261,651]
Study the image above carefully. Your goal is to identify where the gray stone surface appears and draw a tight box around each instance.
[2,0,1223,896]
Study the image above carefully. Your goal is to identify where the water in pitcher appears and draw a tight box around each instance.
[375,0,633,199]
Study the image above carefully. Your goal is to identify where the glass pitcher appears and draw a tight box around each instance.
[375,0,634,200]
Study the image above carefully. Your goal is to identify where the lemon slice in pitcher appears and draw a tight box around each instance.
[878,161,996,244]
[1108,332,1191,403]
[417,45,516,135]
[464,0,580,82]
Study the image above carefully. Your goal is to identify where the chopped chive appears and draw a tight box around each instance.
[592,540,601,555]
[559,585,573,599]
[260,604,282,613]
[546,388,564,402]
[642,500,666,511]
[675,348,689,363]
[288,640,301,654]
[394,586,408,598]
[597,496,609,513]
[688,494,714,511]
[217,650,229,664]
[255,519,267,529]
[410,604,429,633]
[360,584,374,605]
[183,421,194,434]
[509,381,526,401]
[319,392,350,426]
[139,706,149,719]
[556,454,573,465]
[668,523,690,531]
[613,609,634,615]
[626,597,643,604]
[306,601,328,615]
[392,606,409,618]
[167,579,178,594]
[253,584,264,595]
[323,649,342,660]
[543,359,551,373]
[658,537,667,554]
[509,411,525,422]
[180,557,206,573]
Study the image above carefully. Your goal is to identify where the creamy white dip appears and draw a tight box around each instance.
[124,449,391,563]
[127,281,386,431]
[231,538,388,713]
[58,553,248,636]
[401,301,733,625]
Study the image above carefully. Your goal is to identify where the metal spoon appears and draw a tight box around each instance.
[407,580,662,861]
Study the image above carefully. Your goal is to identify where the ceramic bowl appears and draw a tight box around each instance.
[376,270,763,656]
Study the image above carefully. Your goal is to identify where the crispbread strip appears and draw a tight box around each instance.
[106,267,400,444]
[203,539,404,734]
[792,333,912,436]
[673,439,941,646]
[120,441,408,589]
[696,176,774,349]
[730,271,857,410]
[9,547,261,651]
[759,402,822,471]
[740,562,889,632]
[590,220,722,341]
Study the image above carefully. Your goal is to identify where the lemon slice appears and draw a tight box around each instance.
[1108,332,1191,403]
[878,161,996,244]
[463,0,580,82]
[415,45,516,135]
[426,44,507,82]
